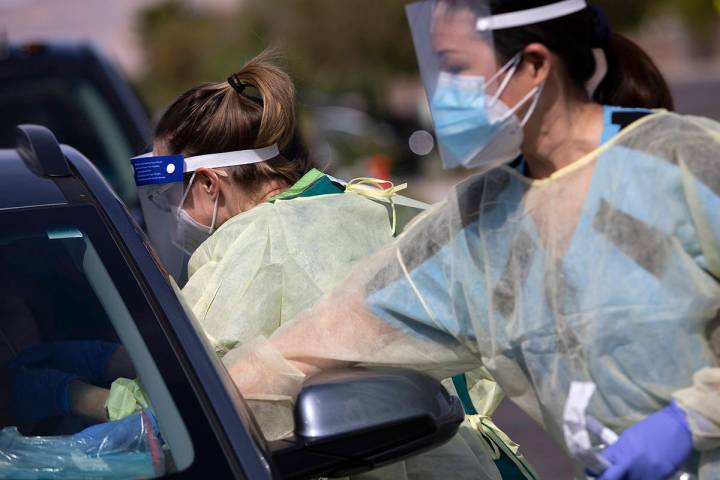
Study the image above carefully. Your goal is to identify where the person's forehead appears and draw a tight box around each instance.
[431,8,492,53]
[431,6,477,42]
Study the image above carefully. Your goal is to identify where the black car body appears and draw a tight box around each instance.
[0,41,152,210]
[0,125,463,479]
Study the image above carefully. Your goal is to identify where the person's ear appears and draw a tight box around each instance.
[519,42,552,88]
[194,167,221,198]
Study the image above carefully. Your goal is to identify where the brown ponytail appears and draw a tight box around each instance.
[226,50,296,149]
[154,49,311,195]
[593,33,674,110]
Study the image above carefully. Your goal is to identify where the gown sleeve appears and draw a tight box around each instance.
[223,199,483,401]
[670,115,720,451]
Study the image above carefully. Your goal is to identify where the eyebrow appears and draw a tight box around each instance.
[436,48,463,58]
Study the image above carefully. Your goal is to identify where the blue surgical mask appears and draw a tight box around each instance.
[430,53,543,169]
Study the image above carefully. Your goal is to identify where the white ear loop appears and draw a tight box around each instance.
[179,172,198,211]
[496,82,543,125]
[208,194,219,234]
[486,52,544,126]
[469,0,586,123]
[488,53,523,107]
[178,169,228,233]
[517,82,545,126]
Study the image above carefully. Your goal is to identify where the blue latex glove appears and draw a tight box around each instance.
[71,408,162,455]
[11,366,82,422]
[11,340,119,386]
[597,401,693,480]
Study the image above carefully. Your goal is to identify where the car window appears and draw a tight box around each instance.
[0,75,137,206]
[0,205,193,478]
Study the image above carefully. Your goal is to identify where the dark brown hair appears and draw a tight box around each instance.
[593,33,674,110]
[154,50,312,194]
[484,0,674,110]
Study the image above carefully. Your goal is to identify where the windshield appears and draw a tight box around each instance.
[0,205,193,478]
[0,75,138,207]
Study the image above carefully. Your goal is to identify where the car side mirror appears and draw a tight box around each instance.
[268,367,464,479]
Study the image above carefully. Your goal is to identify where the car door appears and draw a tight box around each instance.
[0,202,273,479]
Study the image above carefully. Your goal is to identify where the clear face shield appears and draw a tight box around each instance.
[405,0,587,169]
[131,145,280,284]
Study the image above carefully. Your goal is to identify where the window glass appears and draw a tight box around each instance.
[0,206,193,478]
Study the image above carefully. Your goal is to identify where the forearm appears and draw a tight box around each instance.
[224,293,390,399]
[271,295,387,369]
[68,381,110,423]
[104,345,136,381]
[226,288,479,399]
[70,344,135,421]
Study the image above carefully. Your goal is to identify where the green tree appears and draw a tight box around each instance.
[136,0,419,114]
[666,0,720,52]
[135,0,719,113]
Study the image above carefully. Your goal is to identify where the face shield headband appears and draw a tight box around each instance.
[474,0,587,32]
[131,144,281,180]
[131,143,280,225]
[132,142,280,214]
[131,144,281,260]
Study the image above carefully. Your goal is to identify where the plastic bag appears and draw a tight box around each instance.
[0,411,164,479]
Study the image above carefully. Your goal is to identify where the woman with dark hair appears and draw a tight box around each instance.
[223,2,720,479]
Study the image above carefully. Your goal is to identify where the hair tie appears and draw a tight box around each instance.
[589,5,612,48]
[227,74,247,94]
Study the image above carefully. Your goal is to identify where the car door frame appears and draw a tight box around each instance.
[63,144,276,480]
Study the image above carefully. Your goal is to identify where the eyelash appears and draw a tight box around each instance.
[439,55,467,75]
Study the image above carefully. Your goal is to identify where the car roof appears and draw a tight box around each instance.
[0,123,75,210]
[0,45,99,211]
[0,41,99,68]
[0,124,108,211]
[0,147,68,210]
[0,41,153,204]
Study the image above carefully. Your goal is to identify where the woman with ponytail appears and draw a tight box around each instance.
[9,51,431,453]
[139,51,418,441]
[220,2,720,479]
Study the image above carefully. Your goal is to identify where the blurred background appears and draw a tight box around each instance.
[4,0,720,204]
[2,1,719,476]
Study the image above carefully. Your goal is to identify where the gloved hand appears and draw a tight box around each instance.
[11,366,82,422]
[71,408,162,455]
[596,401,693,480]
[11,341,119,386]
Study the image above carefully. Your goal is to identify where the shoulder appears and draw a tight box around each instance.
[274,192,392,227]
[618,111,720,149]
[212,192,392,250]
[618,111,720,160]
[274,191,386,212]
[613,111,720,195]
[192,204,277,260]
